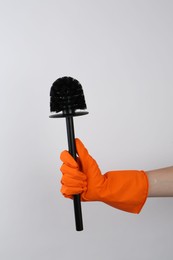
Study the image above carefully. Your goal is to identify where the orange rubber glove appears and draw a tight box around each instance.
[60,138,148,213]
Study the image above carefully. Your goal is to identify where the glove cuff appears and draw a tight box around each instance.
[102,170,149,214]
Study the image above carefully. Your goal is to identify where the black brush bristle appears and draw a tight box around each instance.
[50,77,87,113]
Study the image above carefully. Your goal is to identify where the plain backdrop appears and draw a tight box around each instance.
[1,0,173,259]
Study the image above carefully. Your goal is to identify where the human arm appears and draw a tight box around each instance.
[146,166,173,197]
[60,138,173,214]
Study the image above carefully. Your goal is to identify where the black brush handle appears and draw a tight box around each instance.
[65,116,83,231]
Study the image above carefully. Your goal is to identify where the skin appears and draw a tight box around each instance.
[146,166,173,197]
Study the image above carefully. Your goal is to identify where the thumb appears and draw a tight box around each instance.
[75,138,100,175]
[75,138,90,164]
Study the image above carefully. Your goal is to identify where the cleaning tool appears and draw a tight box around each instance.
[49,76,88,231]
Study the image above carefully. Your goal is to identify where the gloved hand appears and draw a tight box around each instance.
[60,138,148,213]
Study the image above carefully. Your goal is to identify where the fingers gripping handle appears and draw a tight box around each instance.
[65,116,83,231]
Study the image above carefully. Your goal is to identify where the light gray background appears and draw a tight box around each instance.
[1,0,173,259]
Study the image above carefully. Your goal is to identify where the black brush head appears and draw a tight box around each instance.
[50,77,87,116]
